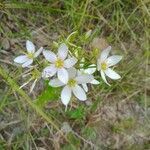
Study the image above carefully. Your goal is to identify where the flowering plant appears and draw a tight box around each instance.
[14,31,122,110]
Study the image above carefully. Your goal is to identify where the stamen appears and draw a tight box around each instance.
[27,53,34,59]
[55,58,64,68]
[101,62,107,70]
[68,79,76,87]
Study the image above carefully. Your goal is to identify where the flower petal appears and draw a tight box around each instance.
[100,46,111,61]
[34,47,43,58]
[14,55,29,64]
[64,57,77,68]
[61,86,71,106]
[22,59,33,68]
[84,64,96,74]
[26,40,35,53]
[42,65,57,78]
[100,70,110,86]
[67,67,76,78]
[76,74,93,84]
[82,83,88,92]
[106,55,122,67]
[90,79,100,84]
[72,85,87,101]
[104,68,121,80]
[58,43,68,60]
[57,68,69,84]
[49,78,65,87]
[43,50,57,63]
[77,70,83,76]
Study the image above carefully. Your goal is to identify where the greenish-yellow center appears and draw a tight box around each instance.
[68,79,76,87]
[55,59,64,68]
[27,53,34,59]
[101,62,107,70]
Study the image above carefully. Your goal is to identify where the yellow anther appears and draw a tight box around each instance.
[101,62,107,70]
[68,79,76,87]
[27,53,34,59]
[55,59,64,68]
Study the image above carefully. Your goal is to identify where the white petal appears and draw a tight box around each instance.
[82,84,88,92]
[90,79,100,84]
[30,79,37,93]
[84,64,96,74]
[67,67,76,78]
[26,40,35,53]
[64,57,77,68]
[43,50,57,63]
[49,78,65,87]
[14,55,29,64]
[72,85,87,101]
[58,43,68,60]
[106,55,122,67]
[22,59,33,68]
[57,68,69,84]
[76,74,93,84]
[100,70,110,86]
[104,68,121,80]
[61,86,71,106]
[34,47,43,58]
[42,65,57,78]
[77,70,83,76]
[100,46,111,61]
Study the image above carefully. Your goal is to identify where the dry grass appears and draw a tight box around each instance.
[0,0,150,149]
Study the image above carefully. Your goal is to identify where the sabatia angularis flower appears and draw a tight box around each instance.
[14,40,43,68]
[42,43,77,83]
[49,68,93,108]
[78,64,100,92]
[97,46,122,85]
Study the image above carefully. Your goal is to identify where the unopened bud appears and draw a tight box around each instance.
[85,30,92,39]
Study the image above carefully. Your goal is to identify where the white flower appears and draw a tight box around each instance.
[49,68,93,108]
[97,46,122,85]
[14,40,43,68]
[42,43,77,84]
[78,64,100,92]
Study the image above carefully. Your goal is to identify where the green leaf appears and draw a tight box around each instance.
[35,81,61,107]
[66,106,85,120]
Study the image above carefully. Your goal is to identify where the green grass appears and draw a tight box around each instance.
[0,0,150,149]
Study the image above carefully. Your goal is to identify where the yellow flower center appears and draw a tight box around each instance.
[27,53,34,59]
[101,62,107,70]
[55,58,64,68]
[68,79,76,87]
